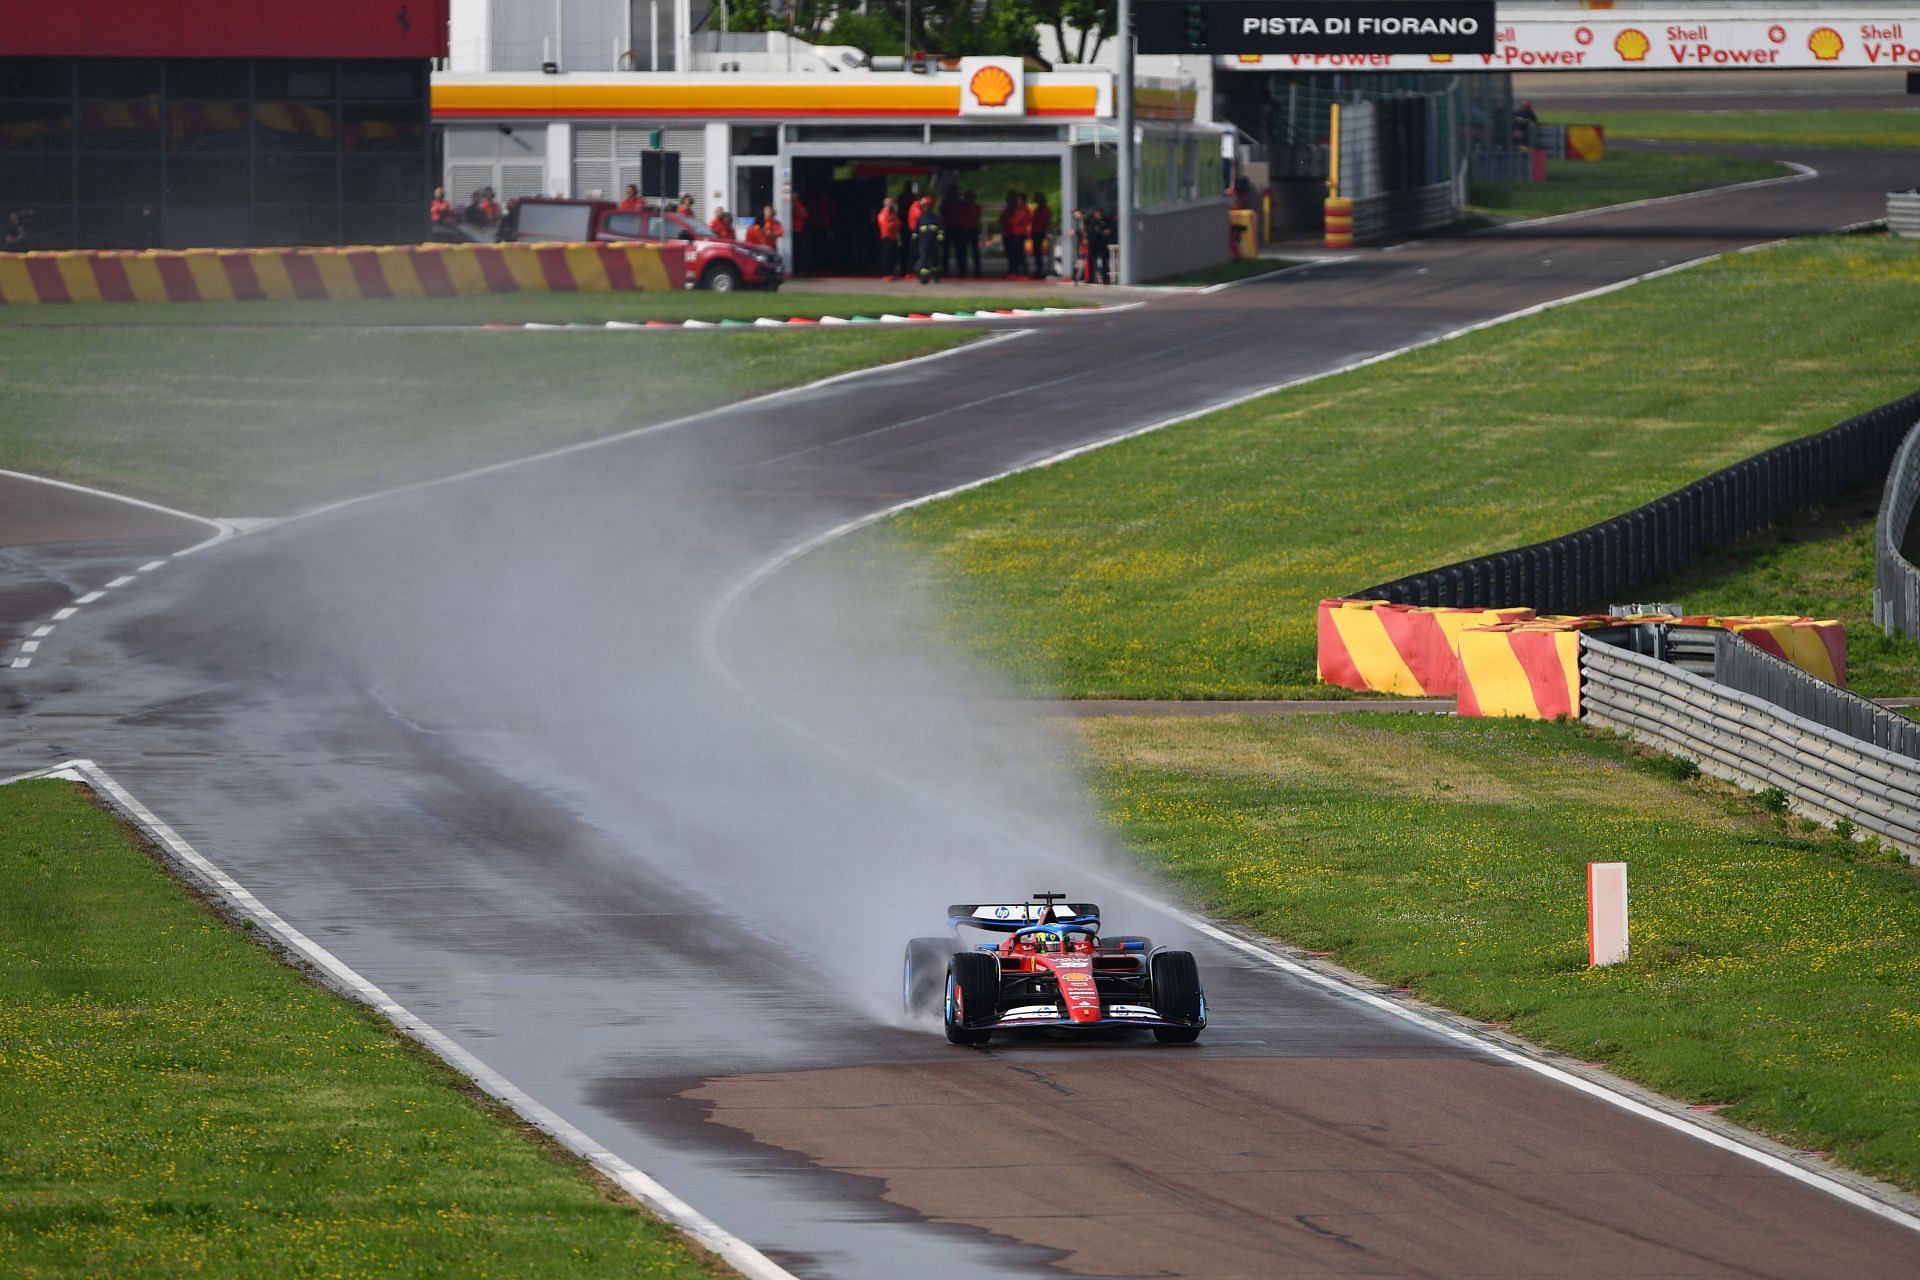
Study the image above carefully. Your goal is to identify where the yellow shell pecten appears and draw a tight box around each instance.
[1613,28,1650,61]
[1808,26,1843,60]
[969,64,1015,108]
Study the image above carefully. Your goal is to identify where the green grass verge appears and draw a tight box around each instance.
[1083,713,1920,1191]
[1560,109,1920,150]
[860,236,1920,699]
[0,323,970,514]
[1148,258,1305,288]
[0,780,726,1279]
[0,291,1081,329]
[1635,488,1920,698]
[1469,151,1786,220]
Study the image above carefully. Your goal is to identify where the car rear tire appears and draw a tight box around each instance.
[1150,949,1204,1045]
[902,937,951,1018]
[701,263,741,292]
[944,952,997,1046]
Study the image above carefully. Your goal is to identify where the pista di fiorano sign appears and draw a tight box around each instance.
[1134,1,1498,55]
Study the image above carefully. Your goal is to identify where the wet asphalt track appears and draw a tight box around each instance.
[7,146,1920,1277]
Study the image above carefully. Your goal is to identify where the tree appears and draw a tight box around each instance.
[1034,0,1118,64]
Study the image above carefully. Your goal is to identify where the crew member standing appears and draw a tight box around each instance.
[912,193,944,284]
[1029,192,1053,279]
[950,189,981,277]
[618,183,644,212]
[876,196,903,279]
[1001,192,1029,277]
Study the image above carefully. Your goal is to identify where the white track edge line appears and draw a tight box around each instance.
[698,237,1920,1236]
[281,327,1032,529]
[0,468,229,537]
[1478,160,1819,235]
[0,760,799,1280]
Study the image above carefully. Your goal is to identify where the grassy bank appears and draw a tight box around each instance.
[864,236,1920,699]
[1637,487,1920,698]
[0,780,725,1279]
[1560,109,1920,150]
[1469,151,1786,220]
[0,290,1082,329]
[0,323,971,515]
[1084,713,1920,1191]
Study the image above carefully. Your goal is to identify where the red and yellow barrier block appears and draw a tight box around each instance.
[1716,615,1847,686]
[1317,599,1534,696]
[1456,620,1600,720]
[0,242,685,305]
[1564,124,1606,162]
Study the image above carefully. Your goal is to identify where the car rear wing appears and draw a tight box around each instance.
[948,902,1100,932]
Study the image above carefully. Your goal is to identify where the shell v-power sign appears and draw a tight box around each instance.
[1134,1,1498,55]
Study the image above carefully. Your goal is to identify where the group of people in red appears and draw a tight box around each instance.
[874,186,1054,283]
[429,184,501,231]
[613,185,785,255]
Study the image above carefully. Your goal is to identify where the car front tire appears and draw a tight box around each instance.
[1150,949,1204,1045]
[944,952,997,1046]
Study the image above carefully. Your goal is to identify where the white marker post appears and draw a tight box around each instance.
[1588,862,1629,966]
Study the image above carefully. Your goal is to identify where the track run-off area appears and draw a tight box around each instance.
[6,143,1920,1277]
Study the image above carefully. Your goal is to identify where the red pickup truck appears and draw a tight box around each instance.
[498,197,783,292]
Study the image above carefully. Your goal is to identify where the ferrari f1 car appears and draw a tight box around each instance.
[902,893,1206,1046]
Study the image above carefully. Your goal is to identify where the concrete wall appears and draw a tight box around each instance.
[1133,197,1231,282]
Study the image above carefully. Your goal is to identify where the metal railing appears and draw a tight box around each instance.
[1712,631,1920,758]
[1873,420,1920,640]
[1581,638,1920,856]
[1356,389,1920,613]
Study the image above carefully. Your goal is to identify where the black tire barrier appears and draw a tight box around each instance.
[1354,389,1920,612]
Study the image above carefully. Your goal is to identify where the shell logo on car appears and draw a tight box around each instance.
[957,56,1025,116]
[1808,26,1844,59]
[1614,28,1650,60]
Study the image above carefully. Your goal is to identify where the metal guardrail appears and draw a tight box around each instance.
[1581,638,1920,856]
[1712,631,1920,758]
[1355,389,1920,612]
[1890,190,1920,239]
[1873,420,1920,640]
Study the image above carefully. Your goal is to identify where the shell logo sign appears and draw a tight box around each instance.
[1217,18,1904,71]
[958,56,1025,117]
[968,63,1015,108]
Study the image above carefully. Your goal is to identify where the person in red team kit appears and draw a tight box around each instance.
[1029,191,1052,279]
[876,196,902,278]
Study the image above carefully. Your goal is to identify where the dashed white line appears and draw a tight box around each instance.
[9,658,29,669]
[52,608,77,620]
[20,641,39,653]
[138,559,168,572]
[106,575,136,589]
[31,625,53,638]
[75,591,105,604]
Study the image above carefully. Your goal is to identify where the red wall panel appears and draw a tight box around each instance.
[3,0,450,59]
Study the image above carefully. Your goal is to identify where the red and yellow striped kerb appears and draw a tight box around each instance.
[1316,599,1534,697]
[0,242,684,305]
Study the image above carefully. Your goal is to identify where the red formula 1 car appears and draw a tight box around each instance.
[902,893,1206,1046]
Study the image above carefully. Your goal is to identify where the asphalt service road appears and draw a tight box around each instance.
[5,145,1919,1278]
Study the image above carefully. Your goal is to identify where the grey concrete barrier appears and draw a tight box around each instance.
[1890,190,1920,239]
[1581,637,1920,857]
